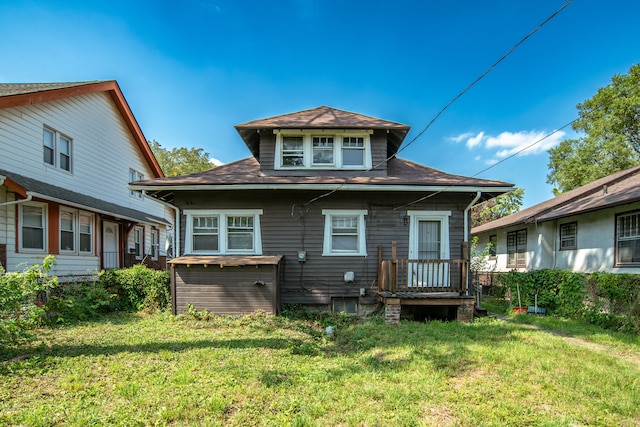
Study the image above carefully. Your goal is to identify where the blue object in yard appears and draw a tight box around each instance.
[528,306,546,314]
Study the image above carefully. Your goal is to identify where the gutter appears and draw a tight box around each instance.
[464,191,482,298]
[0,193,33,207]
[144,191,180,259]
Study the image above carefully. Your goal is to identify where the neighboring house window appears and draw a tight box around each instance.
[184,209,263,255]
[322,209,368,256]
[43,127,72,172]
[150,229,159,260]
[129,169,144,198]
[507,229,527,268]
[134,227,144,259]
[489,234,497,258]
[60,209,94,254]
[274,130,372,170]
[60,209,76,252]
[20,204,47,252]
[559,222,577,250]
[616,211,640,266]
[79,212,93,254]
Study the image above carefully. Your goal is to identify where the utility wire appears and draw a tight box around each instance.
[301,0,573,208]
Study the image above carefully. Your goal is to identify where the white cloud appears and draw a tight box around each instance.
[210,157,224,166]
[466,131,485,149]
[448,132,475,143]
[486,130,566,158]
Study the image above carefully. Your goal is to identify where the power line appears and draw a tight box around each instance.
[301,0,573,208]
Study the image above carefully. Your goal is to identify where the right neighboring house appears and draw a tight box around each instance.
[472,165,640,274]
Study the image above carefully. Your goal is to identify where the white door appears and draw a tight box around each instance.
[102,221,119,269]
[408,212,451,287]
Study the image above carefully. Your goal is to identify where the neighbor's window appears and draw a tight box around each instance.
[129,169,144,198]
[489,234,497,258]
[150,229,159,260]
[275,131,372,169]
[507,229,527,268]
[560,222,577,250]
[322,209,368,256]
[184,209,263,255]
[616,211,640,266]
[43,127,72,172]
[134,227,143,259]
[79,212,93,254]
[60,209,76,252]
[20,204,47,252]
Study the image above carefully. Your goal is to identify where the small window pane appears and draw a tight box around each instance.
[282,136,304,167]
[43,129,55,165]
[22,206,45,250]
[59,137,71,171]
[79,214,92,253]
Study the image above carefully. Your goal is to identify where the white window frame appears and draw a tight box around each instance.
[322,209,368,256]
[150,229,159,260]
[134,226,144,260]
[184,209,263,255]
[616,211,640,266]
[129,169,144,199]
[59,208,95,255]
[19,203,48,253]
[274,130,373,170]
[43,127,73,173]
[407,211,451,260]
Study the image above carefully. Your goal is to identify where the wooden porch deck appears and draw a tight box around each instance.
[377,256,474,323]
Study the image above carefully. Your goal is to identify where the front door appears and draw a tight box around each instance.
[408,212,451,287]
[102,221,119,269]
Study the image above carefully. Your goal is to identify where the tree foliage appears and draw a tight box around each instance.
[149,140,214,177]
[471,188,524,227]
[547,64,640,194]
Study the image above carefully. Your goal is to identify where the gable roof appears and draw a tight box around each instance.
[234,106,411,159]
[0,80,163,178]
[472,165,640,234]
[132,156,513,204]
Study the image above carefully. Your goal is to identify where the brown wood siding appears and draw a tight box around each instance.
[173,190,470,307]
[173,264,279,314]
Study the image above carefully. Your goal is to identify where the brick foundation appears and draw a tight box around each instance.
[385,298,401,324]
[456,301,475,322]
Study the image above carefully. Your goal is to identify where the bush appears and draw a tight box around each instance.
[0,256,58,344]
[498,269,640,333]
[98,265,170,311]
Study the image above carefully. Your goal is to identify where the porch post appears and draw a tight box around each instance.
[385,298,401,324]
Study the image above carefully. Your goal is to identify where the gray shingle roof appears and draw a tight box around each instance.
[0,81,105,97]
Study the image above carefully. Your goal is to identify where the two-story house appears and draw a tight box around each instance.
[132,106,513,321]
[0,81,173,278]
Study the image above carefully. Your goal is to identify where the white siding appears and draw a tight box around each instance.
[474,200,640,274]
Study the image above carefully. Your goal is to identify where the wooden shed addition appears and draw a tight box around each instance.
[169,255,283,315]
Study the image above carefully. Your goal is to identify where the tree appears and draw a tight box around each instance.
[547,64,640,194]
[148,140,214,177]
[471,188,524,227]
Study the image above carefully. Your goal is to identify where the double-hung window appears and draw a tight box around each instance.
[60,209,76,252]
[150,229,159,260]
[134,227,144,259]
[129,169,144,198]
[79,213,93,253]
[59,208,94,254]
[20,204,47,252]
[275,130,372,170]
[616,211,640,266]
[559,222,577,250]
[185,210,263,255]
[322,209,367,256]
[507,229,527,268]
[43,127,72,172]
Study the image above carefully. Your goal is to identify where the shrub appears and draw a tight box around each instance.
[0,256,58,344]
[98,265,170,311]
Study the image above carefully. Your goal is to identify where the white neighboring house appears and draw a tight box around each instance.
[472,166,640,274]
[0,81,174,277]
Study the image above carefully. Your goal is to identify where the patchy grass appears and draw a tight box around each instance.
[1,311,639,426]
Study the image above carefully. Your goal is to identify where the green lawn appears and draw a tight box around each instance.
[1,311,639,426]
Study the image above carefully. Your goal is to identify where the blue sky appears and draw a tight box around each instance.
[2,0,639,208]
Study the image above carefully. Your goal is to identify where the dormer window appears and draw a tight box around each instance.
[275,130,372,170]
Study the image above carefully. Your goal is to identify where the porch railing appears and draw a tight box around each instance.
[378,259,468,294]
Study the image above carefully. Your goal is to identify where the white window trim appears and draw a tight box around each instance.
[59,208,77,254]
[78,212,94,255]
[134,226,144,260]
[274,129,373,170]
[150,229,159,260]
[184,209,263,255]
[43,126,73,173]
[19,203,48,253]
[322,209,368,256]
[407,211,451,260]
[129,169,145,199]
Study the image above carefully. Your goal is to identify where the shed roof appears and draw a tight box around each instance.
[472,165,640,234]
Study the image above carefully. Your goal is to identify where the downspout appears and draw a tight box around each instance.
[143,191,180,259]
[464,191,482,297]
[0,193,33,207]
